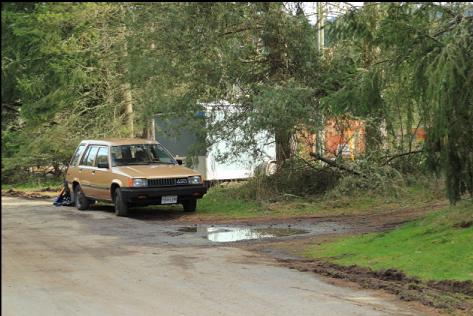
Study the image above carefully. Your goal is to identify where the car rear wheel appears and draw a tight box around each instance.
[182,199,197,212]
[114,188,129,217]
[74,185,89,210]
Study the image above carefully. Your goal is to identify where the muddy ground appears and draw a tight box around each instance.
[240,203,473,315]
[2,194,469,315]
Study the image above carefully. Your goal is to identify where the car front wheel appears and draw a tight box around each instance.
[74,185,89,210]
[182,199,197,212]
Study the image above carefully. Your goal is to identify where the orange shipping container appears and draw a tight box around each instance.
[294,117,366,160]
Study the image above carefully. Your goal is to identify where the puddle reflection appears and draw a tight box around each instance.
[178,226,308,242]
[206,227,274,242]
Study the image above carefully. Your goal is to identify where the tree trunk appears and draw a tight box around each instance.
[123,83,134,137]
[260,3,293,166]
[275,129,292,165]
[365,118,383,156]
[119,20,133,138]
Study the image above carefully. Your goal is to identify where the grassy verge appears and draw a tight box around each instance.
[195,181,444,219]
[303,201,473,281]
[2,179,445,219]
[1,179,63,192]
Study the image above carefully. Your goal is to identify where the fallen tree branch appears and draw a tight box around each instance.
[293,154,334,176]
[294,154,323,172]
[309,152,363,177]
[382,150,424,165]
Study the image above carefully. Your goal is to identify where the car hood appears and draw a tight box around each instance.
[113,164,202,179]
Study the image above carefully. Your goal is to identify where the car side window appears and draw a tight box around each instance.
[79,146,92,166]
[152,144,175,163]
[111,146,123,166]
[81,146,99,166]
[95,147,109,167]
[70,144,86,166]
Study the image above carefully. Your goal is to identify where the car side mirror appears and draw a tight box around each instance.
[176,159,183,165]
[97,162,109,169]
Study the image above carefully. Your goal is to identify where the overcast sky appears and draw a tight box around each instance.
[299,2,364,24]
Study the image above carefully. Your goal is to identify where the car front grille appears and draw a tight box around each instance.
[148,178,189,187]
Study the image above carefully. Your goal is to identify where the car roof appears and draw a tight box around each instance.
[80,138,159,146]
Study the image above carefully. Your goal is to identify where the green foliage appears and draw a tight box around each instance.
[125,2,322,162]
[2,2,471,205]
[327,2,473,203]
[421,19,473,203]
[224,155,443,206]
[238,159,339,201]
[1,3,131,182]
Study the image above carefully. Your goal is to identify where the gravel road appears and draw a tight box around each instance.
[2,196,435,316]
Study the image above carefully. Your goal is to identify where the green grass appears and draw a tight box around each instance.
[197,185,269,217]
[1,179,63,191]
[303,201,473,281]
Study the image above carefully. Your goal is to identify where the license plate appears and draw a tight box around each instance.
[161,195,178,204]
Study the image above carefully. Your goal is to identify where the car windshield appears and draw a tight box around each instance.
[111,144,176,166]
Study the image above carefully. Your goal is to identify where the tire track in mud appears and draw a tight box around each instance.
[274,258,473,314]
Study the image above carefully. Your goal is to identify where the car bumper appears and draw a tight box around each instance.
[120,184,208,205]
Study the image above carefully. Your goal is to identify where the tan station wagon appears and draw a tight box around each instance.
[65,139,208,216]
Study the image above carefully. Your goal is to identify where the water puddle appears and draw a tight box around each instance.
[177,226,308,243]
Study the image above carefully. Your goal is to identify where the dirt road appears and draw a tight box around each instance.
[2,196,436,316]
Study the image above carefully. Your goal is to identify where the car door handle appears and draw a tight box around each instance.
[91,170,96,174]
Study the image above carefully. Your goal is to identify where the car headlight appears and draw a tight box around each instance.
[188,176,202,185]
[129,178,148,187]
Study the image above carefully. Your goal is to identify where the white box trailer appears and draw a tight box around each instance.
[154,104,276,181]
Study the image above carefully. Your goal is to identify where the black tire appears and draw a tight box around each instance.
[114,188,129,216]
[70,185,77,205]
[182,199,197,212]
[74,185,89,210]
